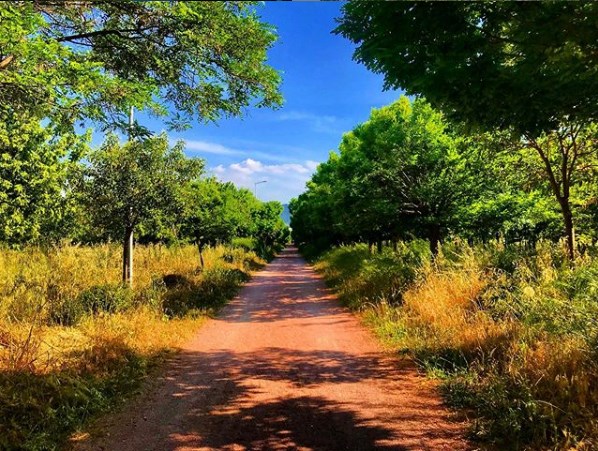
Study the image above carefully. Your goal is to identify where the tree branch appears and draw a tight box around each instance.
[0,55,14,71]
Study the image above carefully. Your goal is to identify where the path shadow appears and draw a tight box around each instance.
[222,266,344,324]
[175,395,404,451]
[148,347,462,450]
[70,247,469,450]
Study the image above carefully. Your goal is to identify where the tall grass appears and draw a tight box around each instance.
[316,240,598,450]
[0,243,264,450]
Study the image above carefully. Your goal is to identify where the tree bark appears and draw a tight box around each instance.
[197,242,205,269]
[559,197,576,261]
[429,224,441,257]
[122,226,134,287]
[526,133,577,260]
[377,240,383,254]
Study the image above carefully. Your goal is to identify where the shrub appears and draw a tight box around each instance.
[162,267,250,317]
[316,241,429,308]
[231,236,257,252]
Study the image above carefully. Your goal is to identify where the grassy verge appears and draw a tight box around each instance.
[315,241,598,450]
[0,244,265,450]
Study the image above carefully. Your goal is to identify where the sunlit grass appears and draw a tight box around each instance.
[0,243,264,450]
[317,240,598,449]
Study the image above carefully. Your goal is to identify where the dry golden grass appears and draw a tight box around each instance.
[0,243,261,374]
[319,242,598,448]
[0,243,263,450]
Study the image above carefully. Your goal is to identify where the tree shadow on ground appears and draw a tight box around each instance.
[175,395,404,451]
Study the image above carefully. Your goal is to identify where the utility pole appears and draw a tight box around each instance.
[254,180,267,198]
[123,106,135,287]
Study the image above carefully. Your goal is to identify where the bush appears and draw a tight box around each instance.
[48,284,134,326]
[231,236,257,252]
[78,284,134,315]
[315,241,429,308]
[162,267,250,317]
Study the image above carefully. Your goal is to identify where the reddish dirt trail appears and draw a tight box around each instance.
[74,247,469,450]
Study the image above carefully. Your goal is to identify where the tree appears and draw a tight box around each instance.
[336,2,597,134]
[179,179,246,267]
[0,1,282,245]
[292,97,477,256]
[1,1,282,129]
[0,112,87,244]
[336,1,598,259]
[81,134,203,286]
[251,201,289,258]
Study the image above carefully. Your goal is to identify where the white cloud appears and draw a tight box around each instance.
[210,158,320,202]
[176,139,307,163]
[276,111,342,134]
[179,140,244,156]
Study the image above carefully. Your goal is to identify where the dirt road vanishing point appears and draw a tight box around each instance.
[73,247,470,450]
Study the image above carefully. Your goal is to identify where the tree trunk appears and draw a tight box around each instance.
[122,226,134,287]
[368,240,373,254]
[197,242,205,269]
[392,240,398,252]
[527,133,577,261]
[377,240,383,254]
[429,224,441,257]
[559,198,576,260]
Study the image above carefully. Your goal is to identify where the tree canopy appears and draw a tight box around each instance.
[291,97,581,258]
[1,1,282,131]
[0,1,285,254]
[336,1,598,135]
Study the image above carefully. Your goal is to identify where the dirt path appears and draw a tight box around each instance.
[73,247,469,450]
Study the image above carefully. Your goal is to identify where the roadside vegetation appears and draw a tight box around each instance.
[293,3,598,449]
[315,242,597,449]
[0,2,288,449]
[0,245,271,450]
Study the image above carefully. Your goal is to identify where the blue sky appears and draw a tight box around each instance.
[132,2,402,203]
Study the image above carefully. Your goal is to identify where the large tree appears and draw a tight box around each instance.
[336,1,598,259]
[292,97,477,256]
[1,1,282,128]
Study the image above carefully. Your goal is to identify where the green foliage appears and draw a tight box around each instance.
[291,96,550,256]
[161,254,260,317]
[0,354,150,451]
[336,2,598,135]
[337,2,598,259]
[49,282,145,326]
[80,134,203,242]
[316,242,430,308]
[0,114,88,245]
[0,1,283,249]
[176,178,289,260]
[231,236,258,252]
[251,201,290,259]
[0,1,282,130]
[77,285,134,316]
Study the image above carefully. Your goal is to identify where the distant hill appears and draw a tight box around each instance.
[281,204,291,225]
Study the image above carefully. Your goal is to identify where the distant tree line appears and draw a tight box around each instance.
[291,1,598,259]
